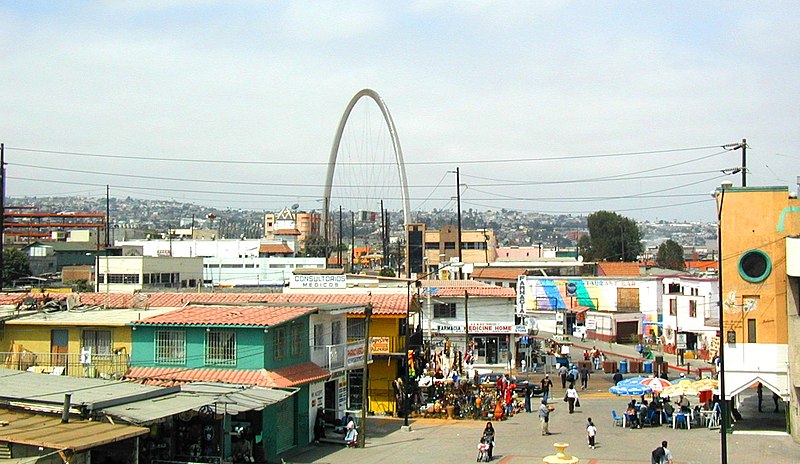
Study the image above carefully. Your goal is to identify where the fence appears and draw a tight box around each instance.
[1,351,131,379]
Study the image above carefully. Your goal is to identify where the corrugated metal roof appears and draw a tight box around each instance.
[133,305,316,327]
[100,383,295,424]
[0,408,148,452]
[0,368,171,410]
[6,307,177,326]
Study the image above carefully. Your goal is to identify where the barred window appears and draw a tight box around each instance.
[290,324,303,357]
[331,321,343,345]
[434,302,456,318]
[206,329,236,366]
[347,318,364,339]
[155,330,186,364]
[83,329,112,356]
[274,327,286,362]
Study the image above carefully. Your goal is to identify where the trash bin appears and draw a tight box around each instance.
[643,361,653,374]
[578,360,593,372]
[619,360,628,374]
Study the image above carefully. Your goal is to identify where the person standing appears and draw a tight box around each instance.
[757,382,763,412]
[773,392,781,412]
[612,370,623,385]
[520,358,527,373]
[558,364,568,389]
[540,375,553,404]
[651,440,673,464]
[524,383,533,413]
[579,365,590,390]
[538,399,552,435]
[566,383,579,414]
[586,417,597,449]
[482,422,496,460]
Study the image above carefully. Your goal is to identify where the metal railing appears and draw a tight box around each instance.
[0,351,130,379]
[311,340,372,372]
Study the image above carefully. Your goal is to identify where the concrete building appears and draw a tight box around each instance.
[404,224,498,278]
[714,184,800,440]
[96,256,204,293]
[264,207,321,248]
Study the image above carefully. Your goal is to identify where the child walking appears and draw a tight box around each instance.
[586,417,597,449]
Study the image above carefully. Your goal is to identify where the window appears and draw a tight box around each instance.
[667,283,681,294]
[738,249,771,283]
[462,242,486,250]
[273,327,286,362]
[747,318,757,343]
[348,370,364,409]
[314,323,324,346]
[424,242,439,250]
[290,324,303,357]
[331,321,342,345]
[689,300,697,318]
[434,302,456,318]
[347,318,364,339]
[206,329,236,366]
[83,330,112,356]
[155,330,185,364]
[444,242,456,250]
[669,299,677,316]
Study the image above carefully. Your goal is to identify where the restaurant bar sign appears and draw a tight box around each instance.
[289,274,347,289]
[435,322,526,334]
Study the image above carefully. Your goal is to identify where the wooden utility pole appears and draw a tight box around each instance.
[359,304,373,448]
[456,167,463,279]
[741,138,747,187]
[464,290,470,359]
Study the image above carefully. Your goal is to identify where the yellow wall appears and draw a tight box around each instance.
[721,187,800,344]
[363,316,403,415]
[2,324,132,354]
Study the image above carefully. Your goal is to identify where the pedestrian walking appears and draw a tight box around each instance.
[565,383,579,414]
[558,364,568,389]
[482,422,495,460]
[524,383,532,413]
[773,392,781,412]
[540,375,553,404]
[586,417,597,449]
[538,399,552,435]
[579,365,589,390]
[651,440,673,464]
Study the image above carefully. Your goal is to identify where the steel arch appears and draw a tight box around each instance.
[322,89,411,230]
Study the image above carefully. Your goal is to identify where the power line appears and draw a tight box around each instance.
[5,144,729,166]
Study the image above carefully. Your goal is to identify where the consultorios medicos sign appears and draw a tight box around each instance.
[289,274,347,289]
[435,322,526,334]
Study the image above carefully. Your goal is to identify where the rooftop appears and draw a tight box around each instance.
[133,304,317,327]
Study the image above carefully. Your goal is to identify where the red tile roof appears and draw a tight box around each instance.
[135,305,315,326]
[0,292,410,317]
[125,362,329,388]
[273,229,301,235]
[597,262,642,276]
[259,243,293,254]
[428,287,516,297]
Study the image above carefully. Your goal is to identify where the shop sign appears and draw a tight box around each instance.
[370,336,390,354]
[289,274,346,289]
[676,333,687,349]
[435,322,521,334]
[586,318,597,330]
[346,345,365,368]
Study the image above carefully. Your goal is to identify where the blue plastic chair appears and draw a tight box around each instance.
[611,409,624,427]
[674,413,689,429]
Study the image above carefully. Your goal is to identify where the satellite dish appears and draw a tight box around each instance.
[291,203,299,210]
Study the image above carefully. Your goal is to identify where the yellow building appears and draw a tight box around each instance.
[715,184,800,440]
[264,208,321,247]
[405,224,498,278]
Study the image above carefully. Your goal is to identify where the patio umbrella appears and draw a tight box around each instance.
[692,378,718,391]
[640,377,671,393]
[660,379,696,397]
[617,376,650,387]
[609,384,653,396]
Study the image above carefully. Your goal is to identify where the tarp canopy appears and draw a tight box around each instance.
[100,382,296,425]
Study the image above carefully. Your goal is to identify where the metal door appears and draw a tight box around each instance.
[50,329,69,370]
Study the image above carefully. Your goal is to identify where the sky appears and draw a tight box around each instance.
[2,1,799,222]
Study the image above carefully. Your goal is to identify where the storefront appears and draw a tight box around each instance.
[432,322,526,366]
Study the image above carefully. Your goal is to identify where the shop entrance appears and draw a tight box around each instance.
[324,380,337,423]
[473,336,510,365]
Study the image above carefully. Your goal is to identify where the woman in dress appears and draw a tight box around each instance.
[482,421,495,460]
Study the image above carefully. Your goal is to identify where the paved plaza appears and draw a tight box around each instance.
[284,338,800,463]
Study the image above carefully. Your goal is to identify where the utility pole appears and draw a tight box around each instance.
[741,138,747,187]
[359,304,372,448]
[338,206,343,268]
[455,167,463,279]
[350,211,355,273]
[464,290,470,362]
[105,185,110,247]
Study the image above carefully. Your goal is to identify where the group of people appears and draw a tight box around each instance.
[584,346,605,371]
[557,363,591,390]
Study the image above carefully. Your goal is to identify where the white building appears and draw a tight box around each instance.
[657,276,719,361]
[96,256,204,293]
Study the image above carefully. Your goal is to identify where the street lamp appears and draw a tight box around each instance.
[712,180,733,464]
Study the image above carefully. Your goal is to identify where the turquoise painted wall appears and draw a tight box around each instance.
[262,385,310,461]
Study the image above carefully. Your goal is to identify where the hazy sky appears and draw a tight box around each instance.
[2,1,798,222]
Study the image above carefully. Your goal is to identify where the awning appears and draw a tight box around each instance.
[100,383,296,425]
[0,408,148,453]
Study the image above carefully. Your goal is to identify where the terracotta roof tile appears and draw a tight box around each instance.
[427,287,516,297]
[0,292,410,316]
[125,362,329,388]
[134,305,315,326]
[258,243,293,254]
[273,229,301,235]
[597,262,642,276]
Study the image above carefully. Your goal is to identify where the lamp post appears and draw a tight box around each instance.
[713,181,732,464]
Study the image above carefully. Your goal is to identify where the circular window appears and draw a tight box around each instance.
[737,249,771,283]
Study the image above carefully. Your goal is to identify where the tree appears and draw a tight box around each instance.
[585,211,643,261]
[3,248,31,281]
[656,239,686,270]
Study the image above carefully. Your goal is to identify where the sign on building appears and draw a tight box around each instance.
[289,274,346,289]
